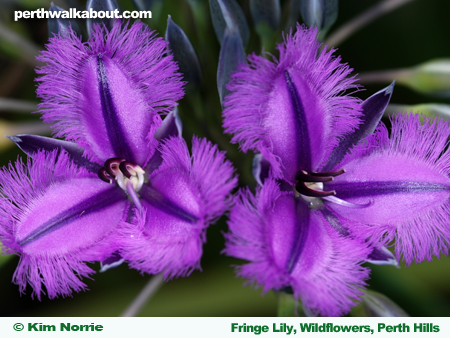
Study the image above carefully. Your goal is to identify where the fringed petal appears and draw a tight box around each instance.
[119,137,236,278]
[36,21,184,165]
[325,114,450,264]
[0,151,128,298]
[223,24,362,182]
[224,179,370,316]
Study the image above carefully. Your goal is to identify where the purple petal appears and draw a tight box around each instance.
[322,81,395,172]
[325,114,450,264]
[223,25,362,182]
[8,134,101,173]
[36,21,184,165]
[119,137,237,278]
[0,151,128,298]
[224,179,370,316]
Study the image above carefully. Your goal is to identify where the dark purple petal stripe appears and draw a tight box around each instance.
[7,134,101,173]
[19,187,125,246]
[322,82,394,172]
[285,70,311,171]
[326,181,450,199]
[319,207,349,236]
[140,184,198,223]
[287,199,310,273]
[97,56,133,161]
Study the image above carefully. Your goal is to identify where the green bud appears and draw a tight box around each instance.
[398,59,450,97]
[387,103,450,120]
[351,290,408,317]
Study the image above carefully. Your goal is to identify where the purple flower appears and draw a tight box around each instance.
[0,21,236,298]
[223,24,450,316]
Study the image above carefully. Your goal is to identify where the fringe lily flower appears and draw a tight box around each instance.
[0,21,236,298]
[223,24,450,316]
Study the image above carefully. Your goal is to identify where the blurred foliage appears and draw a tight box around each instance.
[1,0,450,317]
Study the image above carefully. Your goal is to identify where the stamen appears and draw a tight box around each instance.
[310,169,346,177]
[98,168,114,184]
[126,180,143,211]
[296,170,333,183]
[119,161,145,178]
[104,158,125,177]
[115,171,127,191]
[323,195,372,208]
[295,181,336,198]
[101,158,145,193]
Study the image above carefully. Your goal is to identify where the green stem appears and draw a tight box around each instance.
[325,0,416,47]
[120,273,165,317]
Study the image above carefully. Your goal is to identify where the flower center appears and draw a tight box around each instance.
[295,169,371,209]
[97,158,145,192]
[295,169,345,197]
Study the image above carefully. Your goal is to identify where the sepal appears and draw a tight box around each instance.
[323,81,394,171]
[252,153,271,186]
[367,246,399,268]
[145,108,183,174]
[7,134,101,173]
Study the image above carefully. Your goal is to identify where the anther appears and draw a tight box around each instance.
[296,170,333,183]
[98,168,114,184]
[295,181,336,198]
[119,161,144,179]
[310,169,346,177]
[104,158,125,177]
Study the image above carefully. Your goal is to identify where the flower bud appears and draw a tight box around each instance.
[48,3,82,38]
[299,0,338,35]
[165,16,202,86]
[387,103,450,120]
[402,59,450,97]
[131,0,163,21]
[217,28,246,102]
[209,0,249,46]
[86,0,120,36]
[358,290,409,317]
